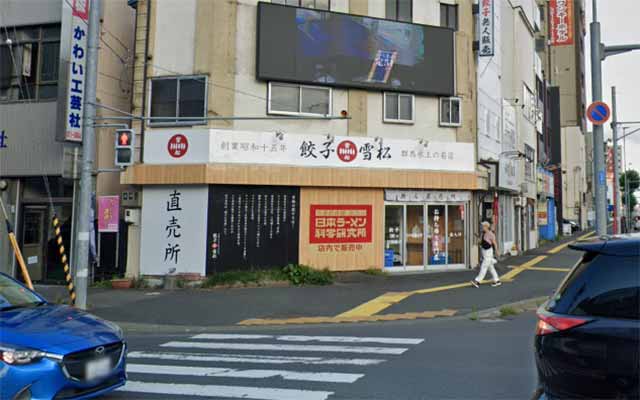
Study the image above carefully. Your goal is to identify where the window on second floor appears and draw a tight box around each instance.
[149,75,207,125]
[272,0,330,10]
[0,24,60,102]
[523,84,537,124]
[440,3,458,30]
[386,0,412,22]
[268,82,331,116]
[524,144,535,181]
[439,97,462,127]
[383,92,414,123]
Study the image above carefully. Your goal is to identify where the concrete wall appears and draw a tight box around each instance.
[0,0,62,26]
[562,126,586,225]
[95,0,136,198]
[139,0,475,146]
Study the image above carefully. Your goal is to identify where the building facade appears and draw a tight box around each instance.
[540,0,588,229]
[124,0,482,278]
[476,0,540,256]
[0,0,135,281]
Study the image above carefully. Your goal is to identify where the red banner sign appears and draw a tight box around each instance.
[550,0,574,46]
[309,205,372,244]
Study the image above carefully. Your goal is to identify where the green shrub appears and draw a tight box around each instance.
[282,264,333,286]
[363,268,389,276]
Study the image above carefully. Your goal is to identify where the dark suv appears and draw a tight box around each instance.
[534,234,640,399]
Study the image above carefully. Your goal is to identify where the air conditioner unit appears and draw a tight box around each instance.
[514,197,524,207]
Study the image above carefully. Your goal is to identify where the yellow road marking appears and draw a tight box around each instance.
[412,282,473,295]
[336,292,412,318]
[528,267,571,272]
[236,231,596,326]
[238,309,458,326]
[499,255,547,281]
[548,231,596,254]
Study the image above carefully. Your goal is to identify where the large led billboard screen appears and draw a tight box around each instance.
[257,2,455,96]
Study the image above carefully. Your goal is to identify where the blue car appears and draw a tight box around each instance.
[0,272,126,399]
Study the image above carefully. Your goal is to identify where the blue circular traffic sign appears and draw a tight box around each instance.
[586,101,610,125]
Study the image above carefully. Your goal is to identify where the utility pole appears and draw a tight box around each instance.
[74,0,101,310]
[611,86,620,234]
[590,0,640,236]
[590,0,606,236]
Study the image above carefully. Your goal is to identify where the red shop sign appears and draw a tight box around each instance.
[309,204,372,244]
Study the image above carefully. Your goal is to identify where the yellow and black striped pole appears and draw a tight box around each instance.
[52,215,76,305]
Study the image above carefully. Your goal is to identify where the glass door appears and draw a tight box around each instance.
[427,205,446,266]
[447,204,466,266]
[405,205,424,267]
[384,205,403,267]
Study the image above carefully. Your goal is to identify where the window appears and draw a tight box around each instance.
[0,24,60,102]
[523,84,537,123]
[272,0,330,9]
[383,92,414,123]
[268,82,331,116]
[440,4,458,30]
[551,253,640,320]
[439,97,461,126]
[149,75,207,125]
[524,144,535,181]
[386,0,412,22]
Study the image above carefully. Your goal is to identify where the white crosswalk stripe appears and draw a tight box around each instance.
[160,341,409,354]
[191,333,425,345]
[118,333,424,399]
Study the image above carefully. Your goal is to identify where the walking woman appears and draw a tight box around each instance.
[471,221,502,287]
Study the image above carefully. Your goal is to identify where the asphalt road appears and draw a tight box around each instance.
[102,312,539,400]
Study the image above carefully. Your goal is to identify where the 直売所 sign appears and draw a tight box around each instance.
[479,0,494,57]
[144,129,476,172]
[64,0,90,142]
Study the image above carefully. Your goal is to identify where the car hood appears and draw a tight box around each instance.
[0,304,122,355]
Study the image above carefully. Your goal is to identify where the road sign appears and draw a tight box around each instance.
[587,101,611,125]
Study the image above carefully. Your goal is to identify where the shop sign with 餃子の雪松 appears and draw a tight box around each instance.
[144,130,476,172]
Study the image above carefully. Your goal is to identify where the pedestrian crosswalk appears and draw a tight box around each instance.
[118,333,425,399]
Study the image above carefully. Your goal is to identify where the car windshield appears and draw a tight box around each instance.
[0,274,44,311]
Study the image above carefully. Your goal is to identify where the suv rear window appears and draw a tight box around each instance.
[548,252,640,320]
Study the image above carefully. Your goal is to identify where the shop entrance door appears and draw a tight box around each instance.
[384,203,468,271]
[405,205,424,268]
[21,207,46,281]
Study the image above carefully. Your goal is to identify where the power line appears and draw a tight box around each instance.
[101,25,130,52]
[100,36,128,65]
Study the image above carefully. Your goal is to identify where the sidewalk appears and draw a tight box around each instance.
[35,231,590,328]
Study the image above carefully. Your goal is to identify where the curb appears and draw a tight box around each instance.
[467,296,548,320]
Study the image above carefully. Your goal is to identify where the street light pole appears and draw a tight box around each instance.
[74,0,101,310]
[590,0,607,236]
[589,0,640,236]
[611,86,620,234]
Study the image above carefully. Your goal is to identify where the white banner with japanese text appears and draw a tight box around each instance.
[63,0,90,142]
[144,129,475,172]
[479,0,494,57]
[140,186,208,276]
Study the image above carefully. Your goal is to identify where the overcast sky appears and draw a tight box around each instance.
[584,0,640,178]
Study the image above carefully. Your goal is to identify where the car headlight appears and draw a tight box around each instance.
[0,345,45,365]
